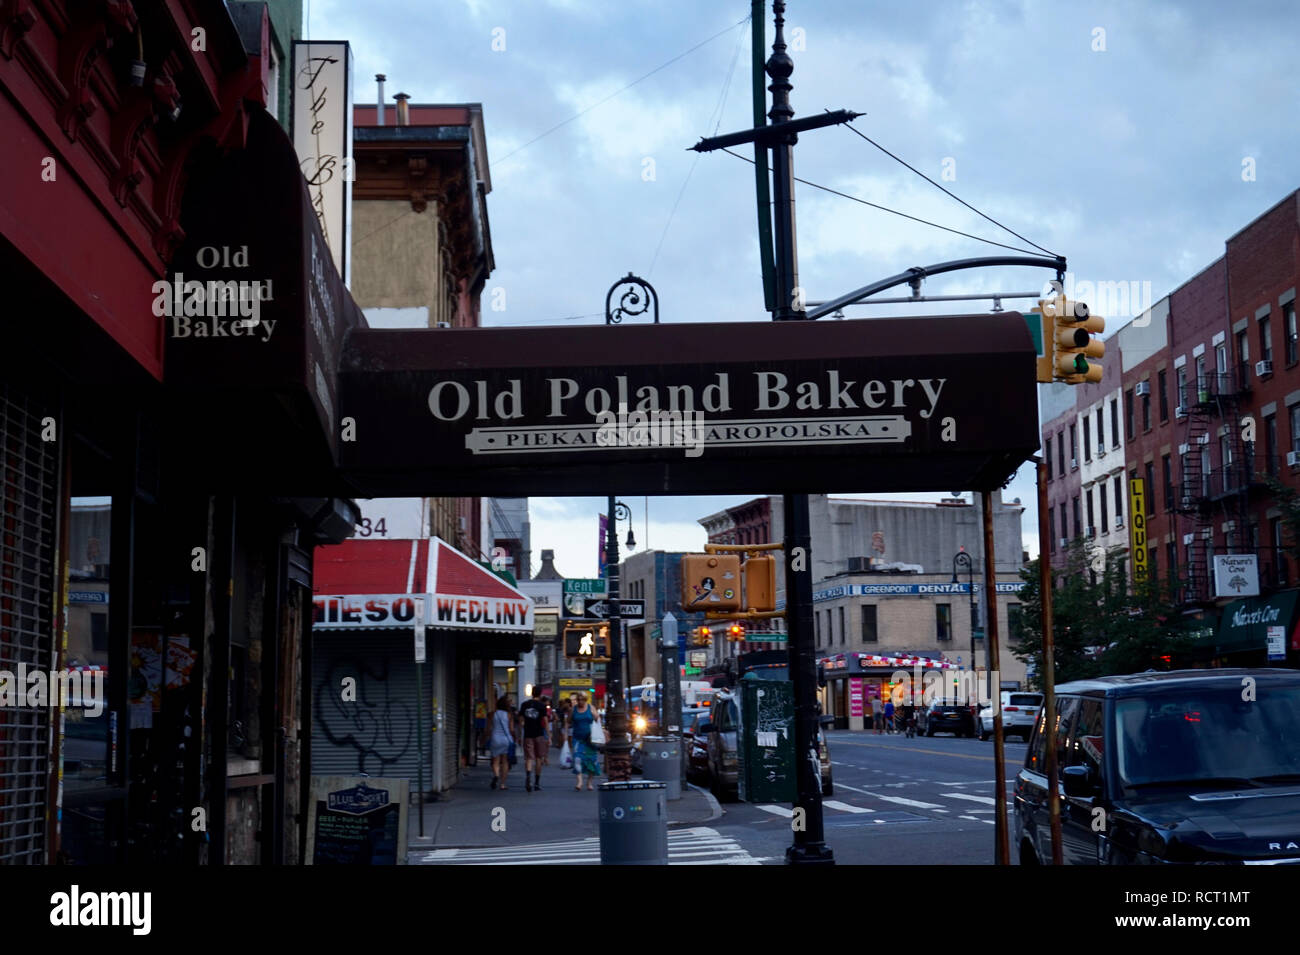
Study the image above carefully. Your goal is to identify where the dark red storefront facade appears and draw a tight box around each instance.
[0,1,362,864]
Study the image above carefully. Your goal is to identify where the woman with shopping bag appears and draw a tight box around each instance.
[488,696,517,790]
[569,692,601,790]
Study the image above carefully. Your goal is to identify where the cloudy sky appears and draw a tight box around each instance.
[314,0,1300,579]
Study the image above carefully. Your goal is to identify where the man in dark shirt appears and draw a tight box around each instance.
[519,686,550,792]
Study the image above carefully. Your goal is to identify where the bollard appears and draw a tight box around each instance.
[598,780,667,865]
[638,736,681,800]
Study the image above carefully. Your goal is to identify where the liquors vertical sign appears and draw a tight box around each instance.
[292,41,353,286]
[1128,478,1147,584]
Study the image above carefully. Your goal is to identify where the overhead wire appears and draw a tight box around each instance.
[647,15,749,277]
[719,147,1045,256]
[841,120,1058,257]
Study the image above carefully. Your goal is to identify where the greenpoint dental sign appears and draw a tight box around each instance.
[338,314,1039,498]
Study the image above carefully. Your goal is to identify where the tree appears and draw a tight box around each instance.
[1010,538,1197,689]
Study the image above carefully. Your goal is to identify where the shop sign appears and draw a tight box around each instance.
[1129,478,1147,584]
[338,315,1039,496]
[1213,554,1259,598]
[1267,625,1286,661]
[292,41,353,284]
[306,776,408,865]
[848,677,864,717]
[313,594,421,628]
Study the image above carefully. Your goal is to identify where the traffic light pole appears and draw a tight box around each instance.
[604,495,631,781]
[981,490,1010,865]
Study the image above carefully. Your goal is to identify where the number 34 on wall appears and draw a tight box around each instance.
[355,517,388,538]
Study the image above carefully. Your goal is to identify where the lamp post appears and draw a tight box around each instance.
[603,498,636,780]
[952,549,978,672]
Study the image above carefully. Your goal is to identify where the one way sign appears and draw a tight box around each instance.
[583,599,645,620]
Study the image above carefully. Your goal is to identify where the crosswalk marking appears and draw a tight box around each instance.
[940,792,997,806]
[870,794,946,809]
[756,804,795,818]
[822,800,874,813]
[412,826,759,866]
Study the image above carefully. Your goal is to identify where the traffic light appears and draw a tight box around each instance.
[741,554,776,612]
[681,554,741,611]
[1047,297,1104,384]
[690,625,712,647]
[727,623,745,642]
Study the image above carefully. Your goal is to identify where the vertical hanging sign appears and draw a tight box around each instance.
[292,41,353,287]
[1128,478,1147,584]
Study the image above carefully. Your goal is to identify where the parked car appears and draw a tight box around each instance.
[919,701,976,737]
[681,708,711,783]
[1016,668,1300,865]
[978,691,1044,741]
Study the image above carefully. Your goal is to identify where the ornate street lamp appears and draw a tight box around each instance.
[952,548,979,672]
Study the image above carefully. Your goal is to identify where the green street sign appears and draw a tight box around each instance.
[744,633,788,643]
[684,667,702,675]
[563,578,606,594]
[1023,311,1045,358]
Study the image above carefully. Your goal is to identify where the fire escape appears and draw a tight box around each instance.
[1173,364,1256,603]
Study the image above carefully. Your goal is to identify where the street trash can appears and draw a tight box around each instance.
[638,736,681,800]
[598,781,667,865]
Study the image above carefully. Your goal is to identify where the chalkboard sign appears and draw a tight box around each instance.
[306,776,409,865]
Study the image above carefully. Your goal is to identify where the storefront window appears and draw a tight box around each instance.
[64,497,111,794]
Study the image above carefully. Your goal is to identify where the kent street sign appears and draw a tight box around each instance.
[582,599,645,620]
[338,315,1039,497]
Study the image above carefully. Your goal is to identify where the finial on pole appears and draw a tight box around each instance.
[766,0,794,125]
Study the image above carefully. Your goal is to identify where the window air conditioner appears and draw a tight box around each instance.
[1178,443,1190,455]
[1070,457,1078,469]
[1135,381,1150,396]
[1114,516,1124,529]
[1097,444,1106,458]
[1256,359,1273,377]
[1058,538,1070,548]
[1181,495,1193,507]
[1197,433,1210,445]
[1183,533,1194,545]
[1288,451,1300,468]
[1085,526,1097,539]
[1175,405,1187,419]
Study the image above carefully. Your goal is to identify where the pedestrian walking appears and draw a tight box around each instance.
[488,696,516,790]
[518,686,549,792]
[883,697,895,734]
[569,692,600,790]
[871,695,883,734]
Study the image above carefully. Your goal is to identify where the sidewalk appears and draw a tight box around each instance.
[408,750,719,851]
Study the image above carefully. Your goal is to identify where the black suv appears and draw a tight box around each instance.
[919,702,976,737]
[1015,668,1300,865]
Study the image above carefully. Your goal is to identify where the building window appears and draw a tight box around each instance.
[1221,435,1234,492]
[861,605,878,643]
[839,606,846,645]
[936,603,952,642]
[1060,502,1068,541]
[1083,417,1092,462]
[1167,541,1177,589]
[1216,342,1229,380]
[1261,316,1273,365]
[1200,447,1212,497]
[1236,329,1250,385]
[1125,389,1135,440]
[1162,454,1174,510]
[1058,432,1066,475]
[1072,496,1081,537]
[1291,406,1300,453]
[1049,509,1056,551]
[1086,487,1095,532]
[1176,367,1187,410]
[1046,435,1053,480]
[1113,475,1123,519]
[1287,303,1299,365]
[1007,604,1023,642]
[815,612,821,643]
[1069,424,1077,466]
[1266,413,1278,475]
[1096,407,1104,451]
[1195,355,1207,400]
[1099,483,1108,530]
[1144,462,1156,515]
[1110,398,1120,447]
[1158,369,1169,422]
[1149,549,1158,585]
[1273,519,1287,585]
[1142,387,1151,431]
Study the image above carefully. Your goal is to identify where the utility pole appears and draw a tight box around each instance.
[692,0,856,865]
[604,495,630,780]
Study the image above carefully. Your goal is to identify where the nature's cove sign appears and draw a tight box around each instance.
[338,315,1039,496]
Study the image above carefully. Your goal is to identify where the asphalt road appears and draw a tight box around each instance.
[710,728,1029,864]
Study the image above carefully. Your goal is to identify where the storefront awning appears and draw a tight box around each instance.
[1213,591,1299,656]
[313,537,533,636]
[820,652,959,674]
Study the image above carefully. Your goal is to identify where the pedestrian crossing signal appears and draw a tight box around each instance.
[564,624,610,661]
